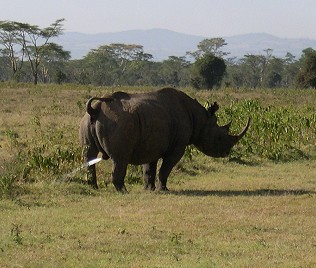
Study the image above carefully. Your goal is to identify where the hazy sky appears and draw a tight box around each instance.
[1,0,316,39]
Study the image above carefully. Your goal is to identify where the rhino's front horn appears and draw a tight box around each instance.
[232,117,251,143]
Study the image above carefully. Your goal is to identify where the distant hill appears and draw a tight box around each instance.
[55,28,316,61]
[225,33,316,59]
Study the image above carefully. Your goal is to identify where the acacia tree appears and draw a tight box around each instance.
[84,43,152,85]
[40,43,70,83]
[0,21,25,79]
[187,37,229,59]
[0,19,67,84]
[240,54,266,88]
[104,43,152,84]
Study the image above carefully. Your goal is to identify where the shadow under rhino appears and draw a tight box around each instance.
[171,188,316,197]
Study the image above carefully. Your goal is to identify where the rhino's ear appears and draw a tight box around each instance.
[208,102,219,116]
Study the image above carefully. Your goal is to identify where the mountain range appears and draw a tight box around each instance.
[56,28,316,61]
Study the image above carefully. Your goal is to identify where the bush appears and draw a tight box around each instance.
[218,99,316,161]
[0,118,82,198]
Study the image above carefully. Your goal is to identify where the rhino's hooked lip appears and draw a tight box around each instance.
[198,145,231,158]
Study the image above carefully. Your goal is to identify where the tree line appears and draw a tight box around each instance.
[1,19,316,89]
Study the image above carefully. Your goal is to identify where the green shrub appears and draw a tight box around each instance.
[0,118,82,197]
[218,99,316,161]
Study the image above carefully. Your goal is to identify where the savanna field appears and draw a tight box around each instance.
[0,83,316,267]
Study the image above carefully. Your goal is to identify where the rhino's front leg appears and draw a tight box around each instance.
[112,161,128,192]
[143,161,158,191]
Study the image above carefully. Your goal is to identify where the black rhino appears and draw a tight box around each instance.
[79,88,250,191]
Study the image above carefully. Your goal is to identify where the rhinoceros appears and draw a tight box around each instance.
[79,87,250,191]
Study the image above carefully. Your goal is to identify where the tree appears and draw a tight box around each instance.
[191,53,226,89]
[40,43,70,83]
[223,57,245,88]
[296,48,316,88]
[187,37,229,59]
[101,43,152,84]
[240,54,266,88]
[283,52,299,87]
[0,56,11,81]
[0,21,25,79]
[83,43,153,86]
[159,56,191,86]
[0,19,67,84]
[262,57,284,88]
[125,60,158,86]
[83,47,119,85]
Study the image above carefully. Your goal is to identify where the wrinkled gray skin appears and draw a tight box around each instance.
[79,88,250,192]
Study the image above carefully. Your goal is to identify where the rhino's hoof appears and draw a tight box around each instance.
[158,186,169,192]
[88,182,98,189]
[115,184,128,193]
[144,184,156,191]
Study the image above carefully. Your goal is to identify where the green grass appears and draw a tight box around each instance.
[1,83,316,267]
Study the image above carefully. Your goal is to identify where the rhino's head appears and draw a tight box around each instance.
[196,102,250,158]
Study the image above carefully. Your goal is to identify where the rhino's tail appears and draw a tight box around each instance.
[86,97,113,119]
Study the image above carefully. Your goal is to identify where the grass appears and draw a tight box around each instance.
[1,160,315,267]
[0,83,316,267]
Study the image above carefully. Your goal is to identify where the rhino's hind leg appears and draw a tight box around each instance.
[112,161,128,192]
[87,165,98,189]
[158,148,185,191]
[82,146,99,189]
[143,161,158,191]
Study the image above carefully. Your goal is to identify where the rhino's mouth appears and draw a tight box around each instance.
[205,149,231,158]
[201,118,250,158]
